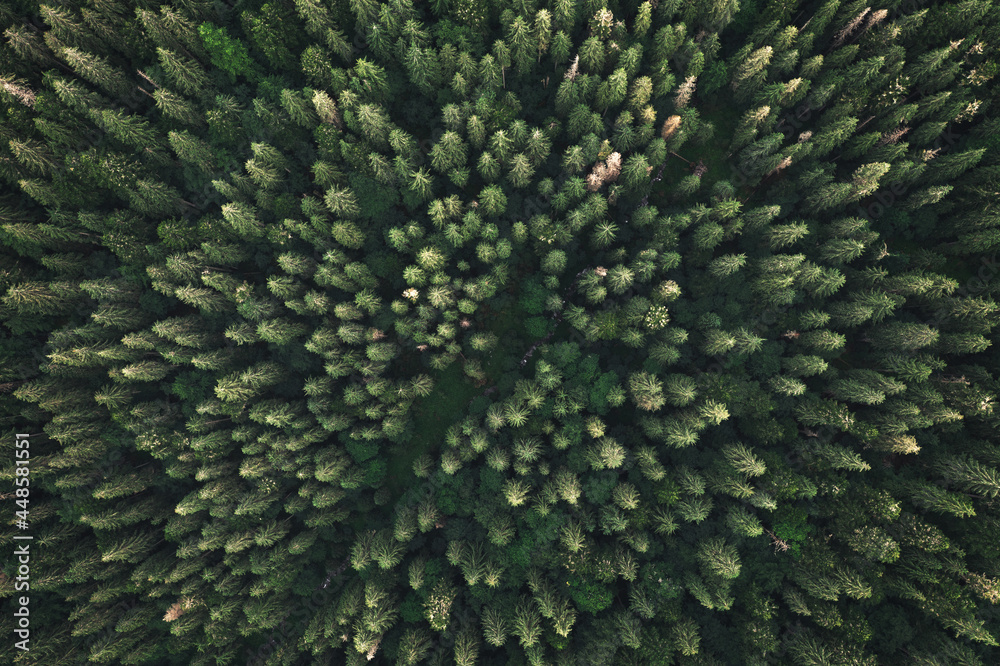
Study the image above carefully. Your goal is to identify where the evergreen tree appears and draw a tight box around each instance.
[2,2,1000,663]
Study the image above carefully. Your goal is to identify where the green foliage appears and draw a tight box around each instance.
[588,371,619,414]
[346,438,378,463]
[770,505,811,557]
[518,276,549,315]
[566,576,613,614]
[653,476,681,505]
[199,23,257,83]
[524,315,552,339]
[432,19,486,54]
[170,370,213,403]
[583,471,618,506]
[435,471,471,516]
[479,466,503,494]
[349,172,399,221]
[399,592,424,623]
[6,2,1000,664]
[240,3,301,70]
[702,61,729,94]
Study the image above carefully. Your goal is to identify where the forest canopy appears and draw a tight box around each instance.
[1,0,1000,664]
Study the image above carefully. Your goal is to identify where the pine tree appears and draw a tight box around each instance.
[868,322,939,351]
[453,628,481,666]
[98,109,160,149]
[3,280,81,316]
[396,628,432,665]
[672,618,701,656]
[629,371,665,411]
[727,505,764,538]
[511,598,543,648]
[482,606,509,647]
[798,329,846,352]
[156,47,207,95]
[937,455,1000,498]
[167,130,215,172]
[723,443,766,477]
[906,480,977,518]
[58,44,132,99]
[697,536,741,579]
[596,68,628,112]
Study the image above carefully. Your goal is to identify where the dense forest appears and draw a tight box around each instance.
[1,0,999,663]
